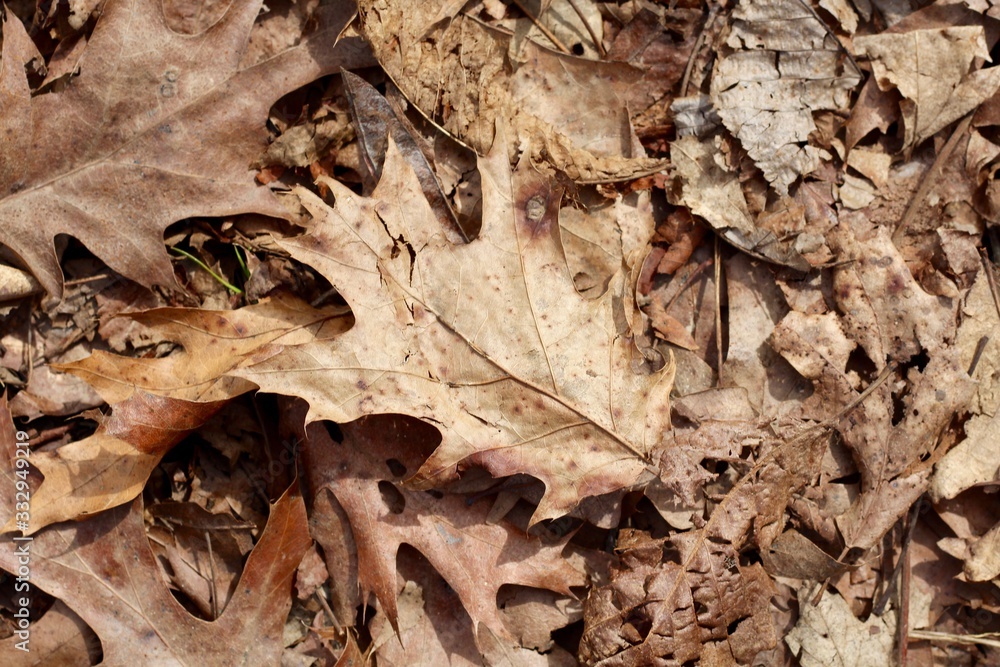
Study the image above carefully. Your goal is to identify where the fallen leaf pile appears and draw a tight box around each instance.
[2,0,1000,665]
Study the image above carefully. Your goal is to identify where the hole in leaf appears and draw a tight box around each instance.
[727,618,743,635]
[625,612,652,640]
[891,391,906,426]
[552,618,584,655]
[910,349,930,372]
[378,481,406,514]
[845,346,877,384]
[324,422,344,443]
[831,471,861,485]
[571,42,585,56]
[385,458,407,477]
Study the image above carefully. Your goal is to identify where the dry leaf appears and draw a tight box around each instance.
[710,0,861,195]
[856,25,1000,148]
[355,0,664,181]
[0,485,310,666]
[1,392,225,535]
[304,416,585,642]
[234,137,674,523]
[0,600,96,666]
[579,528,777,665]
[0,0,365,298]
[669,135,812,270]
[9,296,347,531]
[785,586,896,667]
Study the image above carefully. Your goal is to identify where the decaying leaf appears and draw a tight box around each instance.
[580,528,777,665]
[234,137,674,523]
[710,0,861,195]
[0,0,366,298]
[669,134,812,270]
[355,0,665,181]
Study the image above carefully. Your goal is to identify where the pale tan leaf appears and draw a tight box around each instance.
[234,137,674,522]
[964,520,1000,581]
[785,587,896,667]
[856,26,1000,147]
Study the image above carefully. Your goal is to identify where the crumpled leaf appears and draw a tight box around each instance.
[710,0,861,195]
[355,0,665,181]
[234,136,674,523]
[0,0,366,298]
[0,484,310,666]
[856,25,1000,148]
[579,528,777,666]
[769,215,977,549]
[304,416,585,642]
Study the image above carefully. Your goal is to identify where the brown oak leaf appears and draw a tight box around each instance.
[0,0,366,298]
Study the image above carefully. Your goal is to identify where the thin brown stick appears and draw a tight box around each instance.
[205,531,219,620]
[565,0,605,56]
[63,273,114,286]
[510,0,571,54]
[981,251,1000,324]
[873,498,921,616]
[713,236,724,376]
[314,589,342,632]
[893,113,973,242]
[680,7,718,97]
[663,259,713,313]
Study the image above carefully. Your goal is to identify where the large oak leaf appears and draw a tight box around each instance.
[0,484,310,666]
[235,137,675,522]
[304,416,584,643]
[0,0,366,298]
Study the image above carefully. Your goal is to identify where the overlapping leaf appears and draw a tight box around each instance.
[0,0,366,298]
[233,136,674,523]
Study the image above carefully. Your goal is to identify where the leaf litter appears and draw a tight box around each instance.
[2,0,1000,664]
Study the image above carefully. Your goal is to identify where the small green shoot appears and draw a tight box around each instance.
[170,246,243,295]
[234,245,252,281]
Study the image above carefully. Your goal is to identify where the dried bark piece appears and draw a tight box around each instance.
[710,0,861,195]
